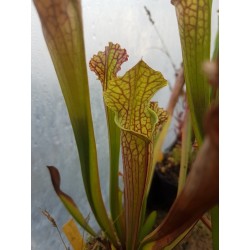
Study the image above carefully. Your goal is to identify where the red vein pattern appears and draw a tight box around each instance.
[89,42,129,90]
[34,0,84,63]
[150,102,169,137]
[89,43,129,244]
[172,0,212,144]
[121,131,153,249]
[104,60,168,249]
[104,60,167,139]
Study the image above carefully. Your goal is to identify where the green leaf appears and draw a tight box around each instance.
[104,60,168,249]
[210,30,219,102]
[47,166,96,237]
[212,30,219,60]
[89,43,128,245]
[33,1,118,246]
[139,211,157,241]
[177,110,192,195]
[172,0,212,145]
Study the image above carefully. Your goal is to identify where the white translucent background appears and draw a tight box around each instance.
[31,0,218,249]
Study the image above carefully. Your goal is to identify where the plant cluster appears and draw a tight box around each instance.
[33,0,219,249]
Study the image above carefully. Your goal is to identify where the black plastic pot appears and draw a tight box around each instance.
[147,164,179,211]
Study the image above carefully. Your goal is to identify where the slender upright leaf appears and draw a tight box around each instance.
[177,110,192,195]
[89,43,128,244]
[33,1,118,246]
[104,60,168,250]
[172,0,212,145]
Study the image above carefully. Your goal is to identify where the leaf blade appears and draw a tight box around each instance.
[47,166,96,237]
[104,60,168,249]
[89,43,129,245]
[177,110,192,195]
[173,0,212,145]
[33,1,119,246]
[62,219,85,250]
[139,211,157,241]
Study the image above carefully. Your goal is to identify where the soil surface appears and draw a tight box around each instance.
[174,220,212,250]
